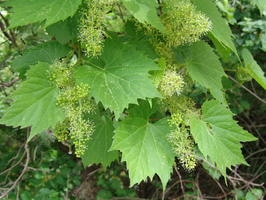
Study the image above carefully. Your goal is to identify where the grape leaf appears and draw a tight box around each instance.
[123,22,158,59]
[82,115,119,168]
[111,100,175,188]
[241,48,266,90]
[175,41,226,103]
[0,62,65,140]
[192,0,238,56]
[121,0,165,32]
[74,38,160,118]
[46,16,78,44]
[12,41,70,78]
[190,100,257,176]
[5,0,82,28]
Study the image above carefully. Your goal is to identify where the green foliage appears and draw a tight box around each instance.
[82,115,119,168]
[234,188,264,200]
[190,100,256,176]
[111,100,175,188]
[95,165,136,199]
[5,0,82,28]
[12,41,70,77]
[241,48,266,89]
[0,62,65,140]
[0,130,82,200]
[46,16,78,44]
[176,41,226,103]
[192,0,238,55]
[251,0,266,15]
[0,0,263,192]
[121,0,165,32]
[0,67,19,117]
[74,38,160,118]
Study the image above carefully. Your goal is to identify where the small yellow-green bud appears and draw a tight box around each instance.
[54,120,70,142]
[159,70,184,97]
[50,60,95,157]
[49,62,73,88]
[79,0,117,57]
[168,128,196,170]
[161,0,212,47]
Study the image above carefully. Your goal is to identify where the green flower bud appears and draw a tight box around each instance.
[49,62,73,88]
[79,0,117,57]
[161,0,212,47]
[50,61,95,157]
[168,115,197,170]
[159,70,184,97]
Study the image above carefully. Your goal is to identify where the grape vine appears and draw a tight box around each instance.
[0,0,262,189]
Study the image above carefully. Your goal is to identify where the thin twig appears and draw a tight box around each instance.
[0,142,30,199]
[117,4,125,23]
[0,78,20,88]
[245,148,266,160]
[0,153,26,181]
[227,75,266,104]
[0,13,17,47]
[0,13,9,26]
[174,166,185,194]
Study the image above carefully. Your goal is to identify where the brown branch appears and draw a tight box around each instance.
[0,13,9,27]
[0,142,30,199]
[0,19,13,41]
[174,166,185,194]
[0,13,17,47]
[0,77,19,88]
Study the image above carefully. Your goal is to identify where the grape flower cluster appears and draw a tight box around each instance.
[79,0,117,57]
[161,0,212,47]
[50,62,94,157]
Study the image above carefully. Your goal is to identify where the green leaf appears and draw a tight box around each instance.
[192,0,238,56]
[121,0,165,32]
[111,100,175,188]
[46,16,78,44]
[241,48,266,90]
[190,100,257,176]
[12,41,70,78]
[5,0,82,28]
[0,62,65,140]
[176,41,226,103]
[251,0,266,15]
[82,115,119,168]
[246,188,264,200]
[123,22,158,59]
[74,38,160,118]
